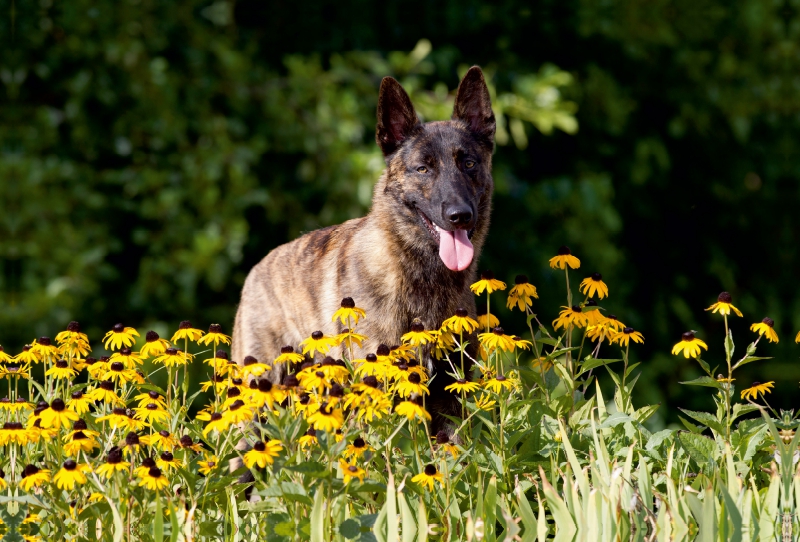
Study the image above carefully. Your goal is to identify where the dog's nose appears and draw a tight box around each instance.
[446,206,473,227]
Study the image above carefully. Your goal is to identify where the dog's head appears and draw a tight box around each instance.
[375,66,496,273]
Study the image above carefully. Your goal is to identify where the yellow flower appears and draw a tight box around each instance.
[549,246,581,270]
[332,297,367,326]
[198,454,219,476]
[353,354,389,379]
[0,346,11,363]
[751,318,778,343]
[470,270,507,295]
[395,398,431,422]
[135,404,171,425]
[393,373,430,398]
[103,324,140,351]
[741,381,774,401]
[671,332,709,358]
[149,430,178,451]
[273,346,304,366]
[506,275,538,311]
[14,345,40,365]
[582,300,606,325]
[299,331,339,357]
[430,330,457,360]
[102,360,137,384]
[138,467,169,491]
[201,412,231,437]
[224,400,255,425]
[153,347,193,367]
[31,337,59,358]
[298,428,318,449]
[170,320,205,343]
[307,403,344,432]
[343,436,371,460]
[45,359,77,380]
[337,328,367,350]
[197,324,231,347]
[411,464,444,491]
[243,439,283,468]
[140,331,171,358]
[96,449,129,479]
[476,310,500,331]
[434,431,459,458]
[611,327,645,347]
[401,320,435,346]
[39,399,79,430]
[579,273,609,299]
[475,394,496,411]
[552,306,589,330]
[55,321,89,347]
[484,375,515,393]
[156,452,183,473]
[86,380,123,405]
[705,292,743,317]
[53,460,90,490]
[441,308,480,334]
[444,379,481,394]
[478,327,516,353]
[339,460,367,484]
[20,465,50,492]
[66,391,93,415]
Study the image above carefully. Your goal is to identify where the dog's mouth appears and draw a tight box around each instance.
[416,208,475,272]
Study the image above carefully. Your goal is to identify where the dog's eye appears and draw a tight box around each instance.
[417,166,428,174]
[465,160,475,169]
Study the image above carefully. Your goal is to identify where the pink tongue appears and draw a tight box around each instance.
[436,226,474,271]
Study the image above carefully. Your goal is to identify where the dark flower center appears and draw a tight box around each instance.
[280,345,294,354]
[120,348,132,356]
[322,357,336,366]
[243,356,258,366]
[71,391,84,399]
[306,428,317,437]
[363,376,379,388]
[215,350,228,360]
[718,292,732,303]
[210,413,223,421]
[126,432,140,446]
[179,320,192,330]
[39,337,51,346]
[492,327,505,335]
[751,382,761,387]
[329,383,344,398]
[283,374,299,387]
[496,375,507,382]
[230,400,245,410]
[73,431,87,440]
[365,354,378,362]
[148,467,162,478]
[591,272,602,281]
[348,466,358,473]
[64,459,77,471]
[51,398,66,412]
[180,435,194,447]
[423,464,437,476]
[146,403,159,410]
[455,308,468,318]
[146,331,159,342]
[165,347,178,355]
[258,379,273,392]
[376,344,390,356]
[159,430,170,437]
[353,437,366,448]
[254,441,266,452]
[762,317,774,327]
[408,373,421,384]
[341,297,355,308]
[113,407,127,415]
[410,320,424,333]
[571,306,582,313]
[149,391,160,399]
[311,331,324,340]
[227,387,241,398]
[481,270,495,280]
[56,359,69,368]
[515,274,528,285]
[23,464,39,477]
[160,452,173,462]
[209,324,222,333]
[73,419,87,430]
[456,379,466,385]
[113,323,125,333]
[110,362,124,371]
[623,327,635,334]
[558,246,571,255]
[107,449,123,463]
[142,457,156,468]
[315,371,325,378]
[67,321,81,332]
[682,331,695,341]
[299,393,310,405]
[436,430,450,444]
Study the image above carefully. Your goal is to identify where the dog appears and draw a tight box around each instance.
[231,66,496,420]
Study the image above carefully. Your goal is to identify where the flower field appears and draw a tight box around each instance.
[1,247,797,541]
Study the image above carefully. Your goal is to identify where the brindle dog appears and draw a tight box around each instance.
[232,66,496,422]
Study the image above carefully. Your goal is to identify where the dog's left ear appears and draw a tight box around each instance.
[452,66,495,147]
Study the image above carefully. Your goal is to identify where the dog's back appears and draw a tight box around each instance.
[232,67,496,388]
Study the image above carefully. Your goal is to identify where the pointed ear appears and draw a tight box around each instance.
[375,77,420,156]
[452,66,495,147]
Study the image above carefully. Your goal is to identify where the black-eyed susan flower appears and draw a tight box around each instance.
[140,331,171,358]
[484,374,515,393]
[102,361,136,385]
[179,435,203,453]
[200,373,229,394]
[156,451,182,473]
[240,355,270,378]
[31,337,59,358]
[339,460,366,484]
[96,448,128,479]
[273,345,304,366]
[198,454,218,476]
[201,412,229,437]
[582,299,606,325]
[332,297,367,327]
[0,346,10,364]
[612,327,645,347]
[134,457,157,479]
[470,270,507,295]
[109,348,143,369]
[298,428,318,449]
[86,380,122,405]
[134,391,167,410]
[671,331,708,358]
[511,336,533,351]
[0,422,31,446]
[171,320,205,343]
[0,363,31,381]
[103,323,139,351]
[56,321,89,346]
[299,331,339,357]
[549,246,581,270]
[478,327,516,353]
[741,381,774,401]
[353,354,388,379]
[401,320,435,346]
[507,275,538,311]
[354,394,392,423]
[0,469,6,490]
[243,440,283,468]
[298,370,331,393]
[430,330,457,360]
[317,357,350,382]
[153,347,192,367]
[441,308,480,335]
[97,407,135,430]
[411,464,444,491]
[307,402,344,432]
[197,324,231,347]
[394,372,430,398]
[435,430,459,458]
[66,391,92,415]
[343,436,371,460]
[39,398,79,430]
[139,467,169,491]
[63,430,100,456]
[395,396,431,422]
[20,464,50,492]
[705,292,743,317]
[580,273,609,299]
[337,328,367,350]
[475,394,497,411]
[552,306,589,330]
[122,432,148,457]
[135,403,170,425]
[14,345,39,365]
[223,400,254,425]
[149,430,178,452]
[444,379,480,394]
[751,318,779,343]
[53,460,90,490]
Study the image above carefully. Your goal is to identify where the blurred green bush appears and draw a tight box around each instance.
[5,0,800,423]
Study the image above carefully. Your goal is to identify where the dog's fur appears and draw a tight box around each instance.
[232,67,496,418]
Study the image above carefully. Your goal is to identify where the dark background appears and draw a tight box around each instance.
[5,0,800,426]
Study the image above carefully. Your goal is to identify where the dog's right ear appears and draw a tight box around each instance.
[376,77,420,156]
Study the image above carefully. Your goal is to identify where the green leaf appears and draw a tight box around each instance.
[694,356,712,376]
[154,491,164,541]
[310,486,325,542]
[731,403,759,423]
[678,431,719,465]
[732,355,771,370]
[339,519,361,539]
[679,376,722,389]
[633,403,660,424]
[725,329,735,360]
[678,408,725,434]
[576,357,622,376]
